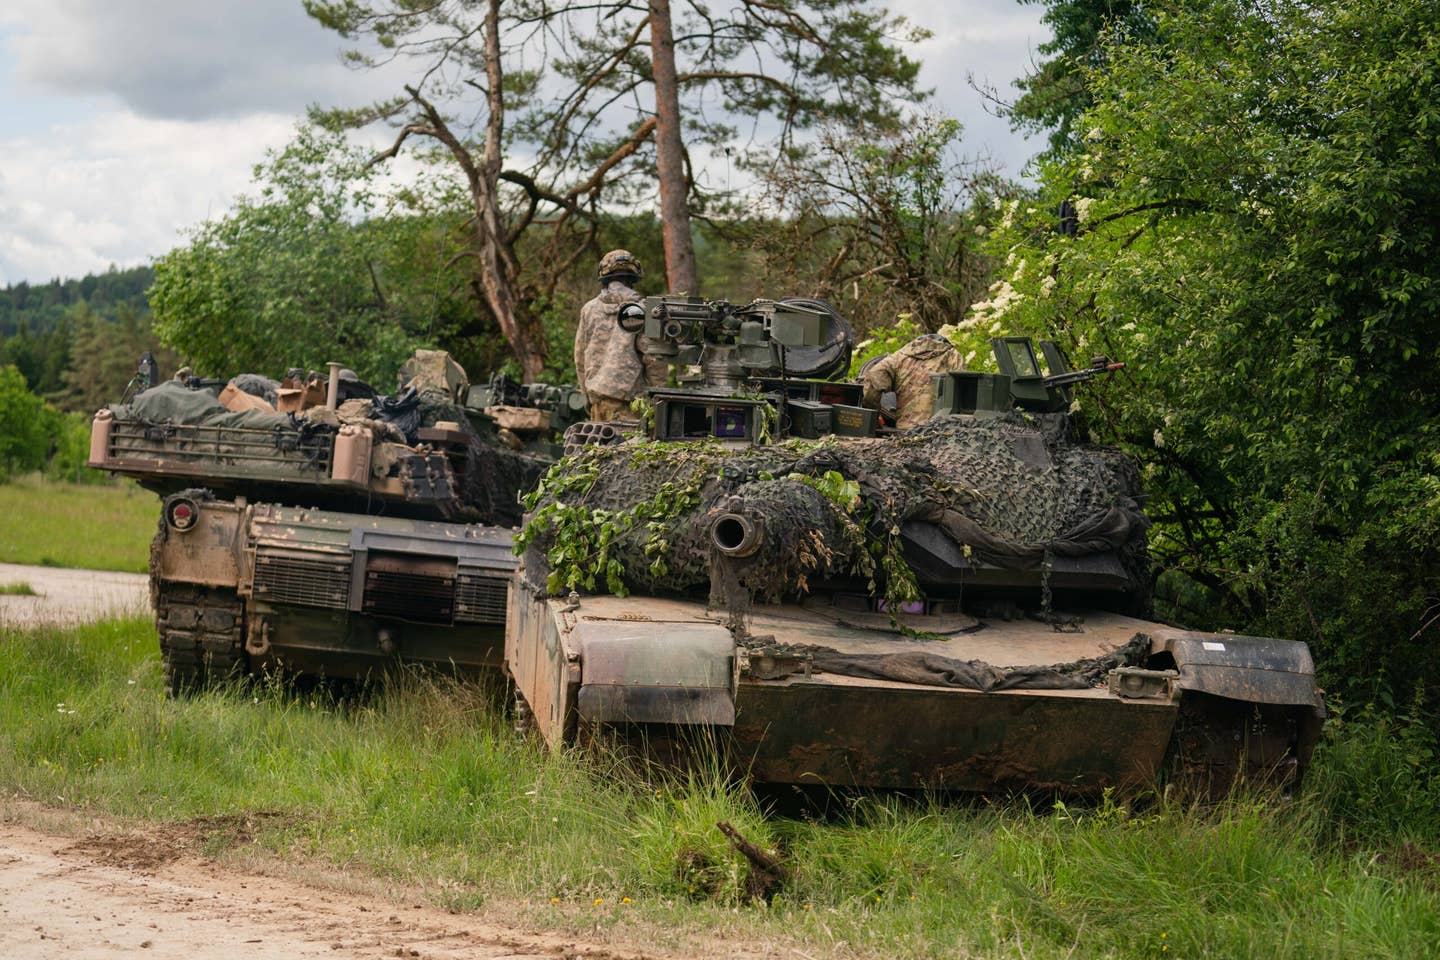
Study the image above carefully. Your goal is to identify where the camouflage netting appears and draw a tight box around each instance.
[415,393,550,527]
[519,411,1150,609]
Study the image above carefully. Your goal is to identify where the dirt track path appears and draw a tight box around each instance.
[0,816,721,960]
[0,562,149,628]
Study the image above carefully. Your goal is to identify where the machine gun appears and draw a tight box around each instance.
[120,351,160,404]
[611,295,858,444]
[464,372,588,434]
[936,337,1125,417]
[618,295,851,387]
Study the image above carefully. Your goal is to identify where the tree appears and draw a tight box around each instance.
[974,0,1440,707]
[0,364,53,479]
[752,114,1010,336]
[1007,0,1154,158]
[149,126,476,384]
[304,0,929,375]
[57,302,178,413]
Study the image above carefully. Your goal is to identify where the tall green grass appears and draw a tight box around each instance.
[0,476,156,572]
[2,616,1437,959]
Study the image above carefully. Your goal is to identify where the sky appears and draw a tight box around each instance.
[0,0,1048,287]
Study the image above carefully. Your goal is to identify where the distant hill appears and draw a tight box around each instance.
[0,265,154,339]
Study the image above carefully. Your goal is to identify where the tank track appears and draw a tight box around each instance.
[154,582,246,695]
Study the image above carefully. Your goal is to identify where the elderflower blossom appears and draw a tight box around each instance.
[965,279,1023,325]
[1074,197,1095,223]
[1041,275,1057,298]
[1153,429,1166,449]
[1086,126,1104,142]
[1000,199,1019,230]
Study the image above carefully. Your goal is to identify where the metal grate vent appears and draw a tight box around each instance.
[253,550,350,610]
[455,572,508,624]
[362,553,455,624]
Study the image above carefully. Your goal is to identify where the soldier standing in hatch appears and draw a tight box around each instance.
[861,333,967,431]
[574,249,667,421]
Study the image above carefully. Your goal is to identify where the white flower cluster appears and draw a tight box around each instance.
[963,277,1024,333]
[1000,199,1019,230]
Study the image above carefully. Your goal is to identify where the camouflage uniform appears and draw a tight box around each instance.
[861,335,967,430]
[575,252,666,420]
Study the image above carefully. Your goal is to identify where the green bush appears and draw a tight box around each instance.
[0,364,55,479]
[44,411,108,485]
[1307,700,1440,847]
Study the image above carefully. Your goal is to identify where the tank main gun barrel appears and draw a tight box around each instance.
[710,511,764,557]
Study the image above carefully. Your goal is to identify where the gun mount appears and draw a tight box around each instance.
[603,294,1123,447]
[618,295,853,388]
[935,337,1124,418]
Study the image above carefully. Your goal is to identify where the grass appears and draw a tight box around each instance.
[0,582,40,596]
[0,475,156,573]
[2,616,1438,959]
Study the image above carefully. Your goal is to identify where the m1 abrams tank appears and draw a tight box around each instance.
[506,297,1325,795]
[90,351,581,692]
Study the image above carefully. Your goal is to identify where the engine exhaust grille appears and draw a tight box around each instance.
[253,550,351,610]
[455,572,508,624]
[362,552,455,624]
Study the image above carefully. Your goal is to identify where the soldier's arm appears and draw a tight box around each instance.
[573,312,588,391]
[860,356,894,410]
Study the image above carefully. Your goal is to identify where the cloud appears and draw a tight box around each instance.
[0,1,1052,284]
[0,110,298,282]
[0,0,389,120]
[892,0,1048,176]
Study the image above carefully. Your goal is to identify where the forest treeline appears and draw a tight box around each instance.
[1,0,1437,716]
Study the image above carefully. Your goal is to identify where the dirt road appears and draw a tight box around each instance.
[0,562,149,628]
[0,814,745,960]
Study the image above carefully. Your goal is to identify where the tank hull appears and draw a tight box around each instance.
[505,576,1324,794]
[151,494,515,689]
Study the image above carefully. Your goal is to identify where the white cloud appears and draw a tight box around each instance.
[0,1,1052,284]
[892,0,1048,176]
[0,0,390,120]
[0,110,297,281]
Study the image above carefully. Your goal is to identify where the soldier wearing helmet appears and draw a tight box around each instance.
[574,249,667,421]
[861,333,967,430]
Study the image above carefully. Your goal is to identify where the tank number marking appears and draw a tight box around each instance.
[1203,641,1226,651]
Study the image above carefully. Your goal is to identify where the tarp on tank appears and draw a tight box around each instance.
[111,381,295,430]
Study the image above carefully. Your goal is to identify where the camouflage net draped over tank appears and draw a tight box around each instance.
[517,412,1149,609]
[415,394,549,527]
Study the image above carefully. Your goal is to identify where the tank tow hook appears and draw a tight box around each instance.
[245,618,273,657]
[1107,667,1178,700]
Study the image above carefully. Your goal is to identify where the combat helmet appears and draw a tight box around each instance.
[598,249,643,282]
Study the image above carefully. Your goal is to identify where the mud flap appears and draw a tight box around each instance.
[1158,634,1325,713]
[576,624,736,726]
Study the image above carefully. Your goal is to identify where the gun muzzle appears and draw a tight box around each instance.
[711,512,764,558]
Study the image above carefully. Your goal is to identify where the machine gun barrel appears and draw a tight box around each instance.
[1042,359,1124,388]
